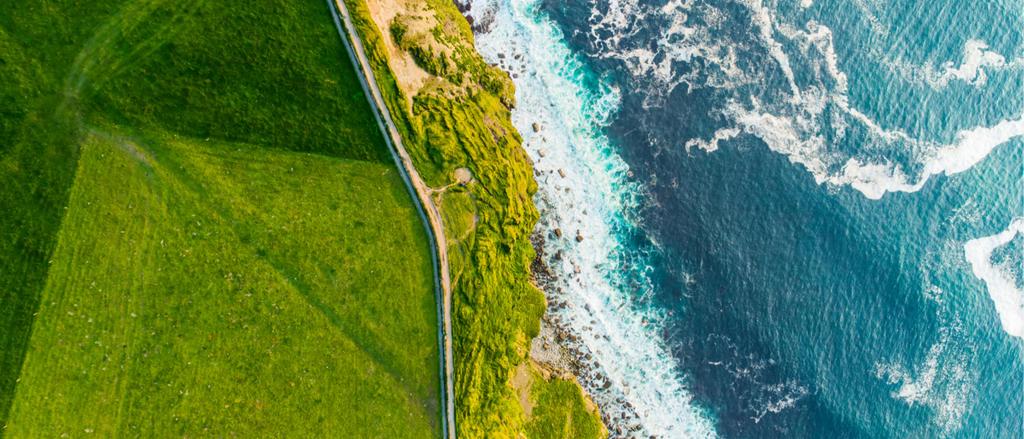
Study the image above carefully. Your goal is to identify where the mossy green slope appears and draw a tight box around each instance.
[2,0,440,435]
[341,0,605,436]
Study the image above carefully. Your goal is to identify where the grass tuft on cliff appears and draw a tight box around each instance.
[526,368,606,439]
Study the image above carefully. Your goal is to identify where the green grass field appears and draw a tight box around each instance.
[7,127,439,436]
[1,0,440,436]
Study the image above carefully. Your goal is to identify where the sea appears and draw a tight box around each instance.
[457,0,1024,437]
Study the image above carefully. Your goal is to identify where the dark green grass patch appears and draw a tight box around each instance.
[86,0,389,162]
[0,26,84,425]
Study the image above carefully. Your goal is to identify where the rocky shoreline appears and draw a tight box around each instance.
[463,0,651,427]
[529,232,648,438]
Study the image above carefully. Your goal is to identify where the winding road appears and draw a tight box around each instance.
[325,1,456,438]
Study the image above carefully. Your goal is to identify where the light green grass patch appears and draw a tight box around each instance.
[5,127,439,437]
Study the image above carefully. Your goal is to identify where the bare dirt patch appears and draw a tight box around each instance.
[453,167,473,185]
[512,362,535,417]
[364,0,434,100]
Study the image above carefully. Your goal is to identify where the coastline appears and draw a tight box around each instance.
[337,0,1024,433]
[527,233,646,436]
[450,1,721,437]
[340,0,606,436]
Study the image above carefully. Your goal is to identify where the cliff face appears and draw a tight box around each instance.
[342,0,605,436]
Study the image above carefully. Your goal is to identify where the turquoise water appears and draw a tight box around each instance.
[461,0,1023,436]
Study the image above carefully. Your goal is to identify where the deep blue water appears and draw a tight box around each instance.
[462,0,1023,436]
[542,0,1024,436]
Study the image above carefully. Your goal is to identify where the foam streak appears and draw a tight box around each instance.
[964,219,1024,339]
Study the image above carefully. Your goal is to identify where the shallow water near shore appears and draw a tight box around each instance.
[460,0,1023,436]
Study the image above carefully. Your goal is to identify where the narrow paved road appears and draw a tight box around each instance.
[325,1,456,438]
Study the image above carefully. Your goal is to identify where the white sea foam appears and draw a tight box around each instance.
[731,4,1024,199]
[851,0,889,36]
[584,0,752,105]
[874,324,976,433]
[751,380,808,424]
[931,40,1017,87]
[836,114,1024,199]
[889,39,1024,89]
[462,0,718,436]
[732,107,1024,200]
[579,0,1023,200]
[743,0,802,100]
[964,219,1024,339]
[685,127,741,153]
